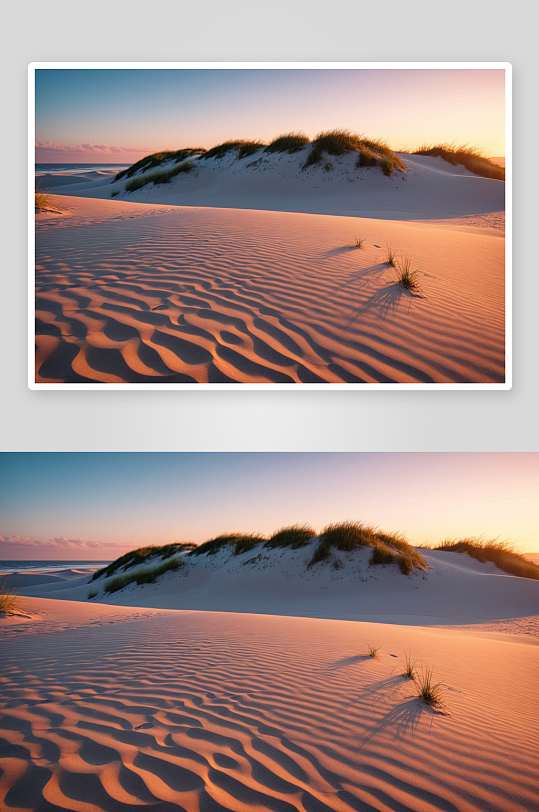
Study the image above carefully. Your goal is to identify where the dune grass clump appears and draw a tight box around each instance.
[308,521,427,574]
[415,666,445,709]
[91,543,195,582]
[201,140,267,161]
[355,237,365,249]
[110,188,120,198]
[189,533,266,558]
[402,651,416,679]
[367,644,381,659]
[384,243,396,267]
[116,148,205,181]
[35,183,51,211]
[0,579,20,614]
[103,555,184,594]
[264,524,316,550]
[394,255,423,294]
[124,160,194,193]
[265,132,310,154]
[369,543,397,566]
[413,143,505,180]
[302,129,407,177]
[435,538,539,581]
[87,587,98,600]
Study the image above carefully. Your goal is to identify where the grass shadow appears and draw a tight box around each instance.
[361,697,440,746]
[348,283,422,325]
[327,655,372,670]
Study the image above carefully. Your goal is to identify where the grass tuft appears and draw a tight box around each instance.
[414,666,445,708]
[124,160,193,193]
[355,237,365,249]
[384,242,396,267]
[402,651,416,679]
[367,644,381,659]
[302,129,406,176]
[264,525,316,550]
[87,587,98,600]
[35,182,51,211]
[116,148,204,181]
[435,537,539,580]
[201,140,266,161]
[370,543,397,566]
[394,255,423,294]
[0,578,21,613]
[103,556,184,594]
[110,189,120,198]
[190,533,266,558]
[265,132,310,154]
[413,142,504,180]
[91,542,195,582]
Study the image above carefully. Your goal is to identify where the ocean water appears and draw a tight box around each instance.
[35,163,131,175]
[0,560,111,574]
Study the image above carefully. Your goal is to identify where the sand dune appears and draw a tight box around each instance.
[1,598,537,812]
[35,195,504,384]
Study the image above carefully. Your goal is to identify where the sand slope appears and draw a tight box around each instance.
[1,599,537,812]
[35,198,504,384]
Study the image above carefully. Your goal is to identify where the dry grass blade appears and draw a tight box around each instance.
[384,242,396,267]
[414,666,445,709]
[35,182,51,211]
[395,255,423,294]
[402,651,416,679]
[355,237,365,249]
[0,578,21,614]
[367,643,381,659]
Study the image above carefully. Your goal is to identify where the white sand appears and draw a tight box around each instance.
[35,151,505,384]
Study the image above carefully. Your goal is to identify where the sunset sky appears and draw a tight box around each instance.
[34,67,506,164]
[1,453,536,559]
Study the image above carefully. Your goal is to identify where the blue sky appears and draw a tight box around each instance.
[0,453,536,558]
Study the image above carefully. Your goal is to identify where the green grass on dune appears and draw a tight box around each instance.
[413,143,505,180]
[264,524,316,549]
[0,578,21,613]
[431,538,539,580]
[102,555,184,595]
[308,521,426,574]
[302,129,407,176]
[264,132,310,154]
[115,148,204,181]
[91,542,195,582]
[189,533,266,557]
[124,160,193,193]
[201,140,267,161]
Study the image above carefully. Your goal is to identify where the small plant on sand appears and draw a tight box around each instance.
[413,142,504,181]
[435,537,539,581]
[402,651,416,679]
[414,666,445,709]
[87,587,98,600]
[0,579,20,613]
[110,189,120,198]
[355,237,365,249]
[35,183,51,211]
[384,242,396,267]
[265,132,310,154]
[367,644,381,659]
[394,255,423,294]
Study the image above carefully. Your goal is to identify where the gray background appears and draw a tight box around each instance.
[2,0,536,451]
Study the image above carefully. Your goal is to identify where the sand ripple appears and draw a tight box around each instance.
[2,607,537,811]
[35,200,505,384]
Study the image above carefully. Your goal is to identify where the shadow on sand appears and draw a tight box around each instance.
[348,282,424,325]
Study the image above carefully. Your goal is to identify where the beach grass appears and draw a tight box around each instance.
[415,666,445,708]
[116,148,204,181]
[35,183,51,211]
[0,578,21,614]
[87,587,98,600]
[308,521,427,574]
[201,140,267,161]
[103,555,184,594]
[124,160,193,193]
[384,243,397,267]
[264,524,316,549]
[402,651,416,679]
[189,533,266,558]
[110,189,120,198]
[265,132,310,154]
[434,538,539,580]
[302,130,407,176]
[413,142,505,180]
[91,542,195,582]
[367,643,381,659]
[355,237,365,248]
[394,255,423,293]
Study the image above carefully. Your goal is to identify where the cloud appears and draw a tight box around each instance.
[35,141,148,155]
[0,535,130,550]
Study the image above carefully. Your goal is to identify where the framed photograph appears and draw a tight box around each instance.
[30,63,510,389]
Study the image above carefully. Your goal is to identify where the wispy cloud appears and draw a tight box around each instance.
[35,141,148,155]
[0,534,129,550]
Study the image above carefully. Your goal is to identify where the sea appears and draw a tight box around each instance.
[35,163,131,176]
[0,560,112,574]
